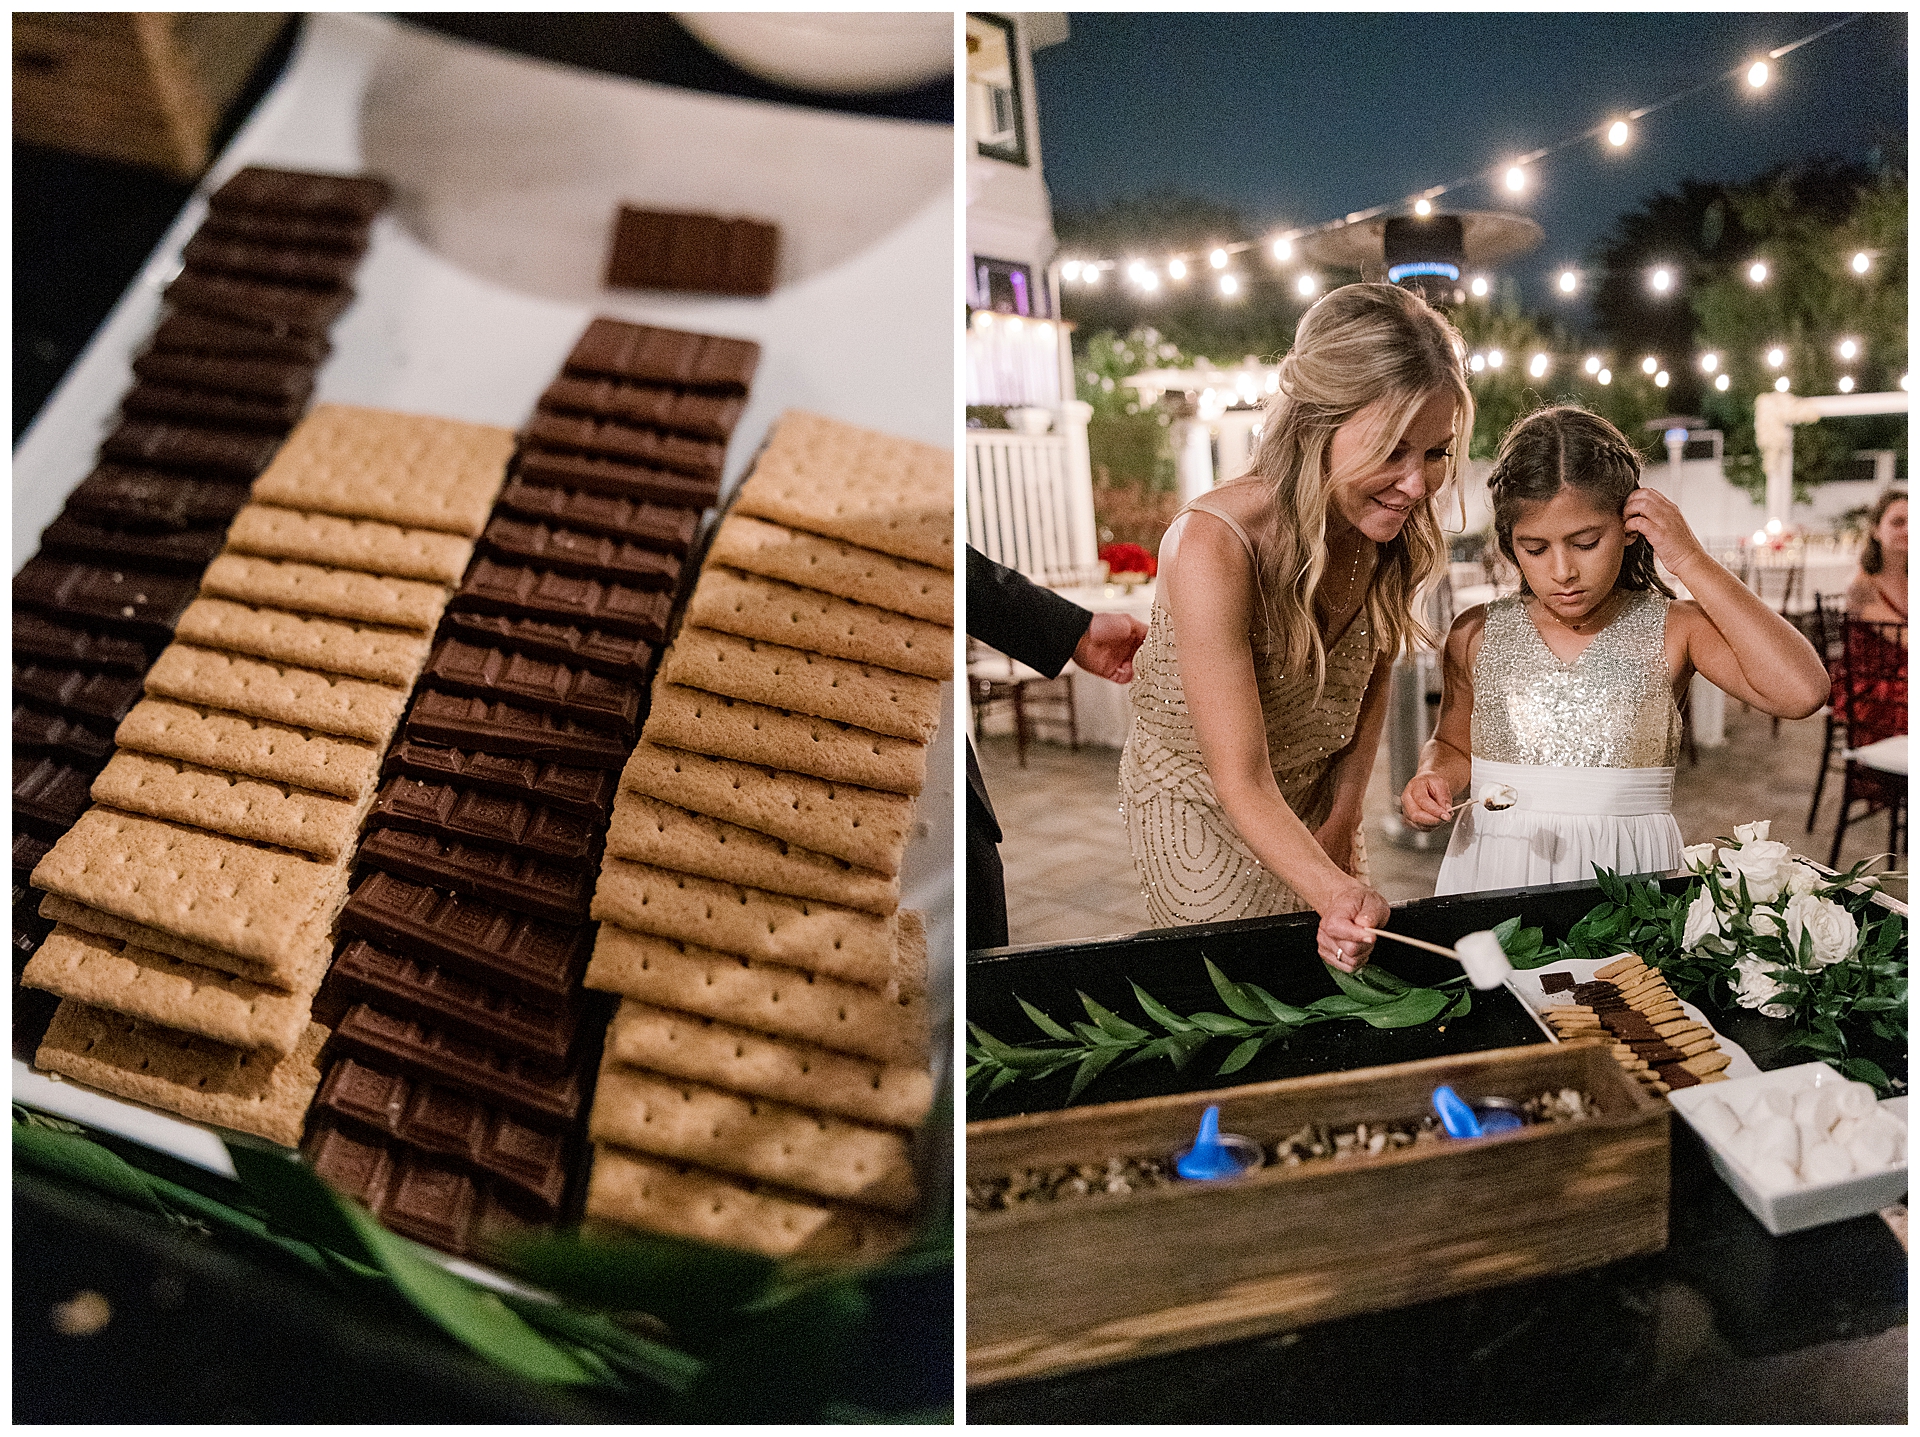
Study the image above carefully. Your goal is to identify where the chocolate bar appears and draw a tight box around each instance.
[38,513,229,572]
[516,446,720,511]
[304,1119,547,1259]
[422,639,642,735]
[13,705,116,764]
[162,271,352,337]
[339,871,591,1007]
[99,419,283,479]
[311,1058,570,1208]
[603,206,780,297]
[120,381,304,432]
[201,209,370,253]
[15,833,55,874]
[61,467,253,532]
[522,411,724,481]
[13,557,197,641]
[538,374,745,442]
[14,756,100,832]
[1654,1062,1702,1090]
[439,611,657,683]
[381,740,617,822]
[495,479,701,554]
[12,614,155,674]
[326,940,580,1067]
[369,776,602,866]
[325,1002,587,1126]
[404,689,631,768]
[179,233,362,288]
[12,664,146,725]
[148,311,332,365]
[450,557,679,636]
[133,350,317,402]
[357,826,593,923]
[1539,972,1576,995]
[564,316,760,393]
[207,165,393,223]
[481,515,684,588]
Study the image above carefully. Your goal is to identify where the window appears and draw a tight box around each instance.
[966,14,1027,166]
[974,256,1044,318]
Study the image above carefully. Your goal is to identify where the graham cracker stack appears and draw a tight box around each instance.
[27,406,512,1145]
[582,410,951,1261]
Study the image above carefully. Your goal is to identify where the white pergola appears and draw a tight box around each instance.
[1756,389,1910,522]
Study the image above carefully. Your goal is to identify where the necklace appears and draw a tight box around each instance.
[1537,586,1622,634]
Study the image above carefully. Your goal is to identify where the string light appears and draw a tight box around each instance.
[1209,248,1228,269]
[1083,267,1101,288]
[1851,251,1871,274]
[1584,355,1602,375]
[1062,260,1083,281]
[1139,271,1160,292]
[1838,376,1855,393]
[1273,237,1293,262]
[1598,368,1612,385]
[1642,356,1659,375]
[1413,198,1433,216]
[1219,273,1239,297]
[1715,373,1731,391]
[1557,270,1578,294]
[1649,267,1673,294]
[1748,60,1769,87]
[1775,376,1791,391]
[1470,276,1490,298]
[1607,120,1630,146]
[1766,347,1786,368]
[1837,338,1858,360]
[1487,349,1505,369]
[1748,260,1768,284]
[1167,258,1187,280]
[1529,353,1550,378]
[1296,272,1318,296]
[1470,353,1486,372]
[1505,164,1527,192]
[1700,353,1719,372]
[1655,370,1670,388]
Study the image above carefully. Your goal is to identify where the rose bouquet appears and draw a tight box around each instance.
[1549,823,1906,1091]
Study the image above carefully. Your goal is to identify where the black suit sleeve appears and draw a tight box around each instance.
[966,545,1093,678]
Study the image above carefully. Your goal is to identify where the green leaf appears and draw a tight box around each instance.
[495,1228,774,1345]
[1242,981,1310,1025]
[1356,988,1452,1029]
[1187,1010,1257,1037]
[1078,992,1150,1043]
[1326,965,1395,1006]
[12,1118,176,1219]
[1490,915,1523,947]
[1130,982,1199,1033]
[1444,988,1473,1019]
[1205,958,1274,1022]
[499,1292,707,1396]
[1016,997,1076,1042]
[1359,964,1413,994]
[1837,1057,1893,1092]
[690,1279,870,1421]
[1067,1044,1128,1101]
[1217,1031,1285,1075]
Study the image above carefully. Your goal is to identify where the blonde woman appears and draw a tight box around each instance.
[1120,283,1472,971]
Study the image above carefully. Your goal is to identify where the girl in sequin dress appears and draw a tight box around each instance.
[1404,406,1831,894]
[1121,284,1472,971]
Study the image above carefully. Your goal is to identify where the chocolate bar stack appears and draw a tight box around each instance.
[13,166,390,967]
[301,318,761,1258]
[1539,952,1731,1094]
[579,410,953,1264]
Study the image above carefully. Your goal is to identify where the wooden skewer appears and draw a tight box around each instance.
[1361,927,1458,959]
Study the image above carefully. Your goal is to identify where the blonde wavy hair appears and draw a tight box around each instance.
[1244,282,1472,693]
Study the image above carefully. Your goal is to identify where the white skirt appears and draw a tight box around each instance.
[1433,758,1684,896]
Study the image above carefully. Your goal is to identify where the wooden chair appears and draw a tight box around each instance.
[1803,594,1849,830]
[968,638,1078,768]
[1827,618,1908,865]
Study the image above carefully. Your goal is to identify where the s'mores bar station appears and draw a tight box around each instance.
[15,14,952,1422]
[966,870,1907,1417]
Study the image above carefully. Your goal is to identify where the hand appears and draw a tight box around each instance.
[1312,813,1359,875]
[1073,611,1149,684]
[1400,771,1455,831]
[1316,879,1391,972]
[1622,487,1707,574]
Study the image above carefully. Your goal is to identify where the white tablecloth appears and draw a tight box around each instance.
[1057,581,1156,748]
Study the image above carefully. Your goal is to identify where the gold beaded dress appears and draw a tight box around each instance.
[1120,502,1378,927]
[1434,589,1684,895]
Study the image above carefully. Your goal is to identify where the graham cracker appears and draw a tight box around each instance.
[223,503,474,585]
[35,1000,327,1147]
[731,410,951,570]
[1595,953,1644,980]
[592,858,895,988]
[589,1061,917,1212]
[585,1142,911,1262]
[684,567,949,681]
[247,403,514,537]
[606,790,899,916]
[174,598,431,688]
[37,894,332,993]
[619,740,912,875]
[604,999,934,1129]
[23,924,313,1056]
[90,751,376,864]
[144,646,408,744]
[642,684,925,797]
[660,626,940,743]
[115,698,381,802]
[198,554,449,633]
[584,921,930,1065]
[31,808,349,981]
[706,514,953,624]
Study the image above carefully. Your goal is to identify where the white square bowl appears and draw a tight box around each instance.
[1667,1062,1908,1236]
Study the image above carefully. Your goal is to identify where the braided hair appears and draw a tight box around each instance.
[1485,404,1675,599]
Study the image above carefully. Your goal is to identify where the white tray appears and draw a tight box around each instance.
[1505,956,1761,1081]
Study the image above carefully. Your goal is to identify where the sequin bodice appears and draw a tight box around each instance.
[1471,590,1680,768]
[1120,509,1378,926]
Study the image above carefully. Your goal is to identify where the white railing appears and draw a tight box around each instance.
[965,402,1099,586]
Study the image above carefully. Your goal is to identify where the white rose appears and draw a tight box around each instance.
[1785,863,1826,896]
[1748,906,1783,938]
[1681,889,1723,950]
[1719,839,1796,903]
[1732,955,1795,1019]
[1784,892,1858,970]
[1682,843,1719,874]
[1733,820,1772,845]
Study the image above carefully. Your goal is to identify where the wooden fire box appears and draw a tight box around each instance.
[966,1038,1668,1386]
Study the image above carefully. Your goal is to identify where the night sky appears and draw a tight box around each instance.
[1032,11,1906,319]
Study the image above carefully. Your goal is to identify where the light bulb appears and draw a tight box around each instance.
[1140,271,1159,292]
[1219,274,1239,297]
[1126,260,1146,282]
[1775,376,1791,392]
[1754,529,1770,545]
[1505,165,1526,192]
[1062,260,1082,281]
[1273,238,1292,262]
[1608,120,1629,147]
[1655,371,1670,388]
[1767,519,1784,536]
[1296,272,1317,297]
[1414,198,1432,217]
[1852,251,1871,274]
[1766,347,1786,368]
[1529,353,1549,378]
[1167,258,1187,280]
[1715,374,1730,392]
[1703,353,1720,372]
[1642,356,1659,375]
[1838,339,1858,360]
[1083,267,1101,288]
[973,311,993,330]
[1584,356,1601,375]
[1487,349,1505,369]
[1470,276,1490,298]
[1470,353,1486,373]
[1558,270,1577,294]
[1748,60,1769,88]
[1650,267,1673,294]
[1748,261,1768,284]
[1209,248,1228,269]
[1598,368,1611,385]
[1838,376,1855,393]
